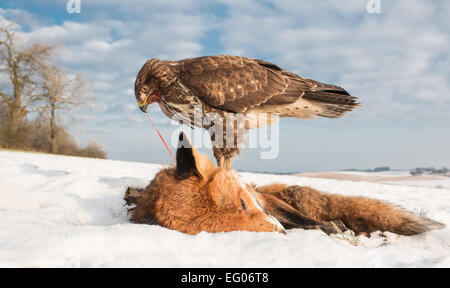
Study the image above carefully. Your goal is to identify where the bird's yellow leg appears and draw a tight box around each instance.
[225,159,232,169]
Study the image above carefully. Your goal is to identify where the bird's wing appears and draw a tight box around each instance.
[178,55,316,113]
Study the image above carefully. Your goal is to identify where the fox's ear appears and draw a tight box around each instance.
[176,132,216,181]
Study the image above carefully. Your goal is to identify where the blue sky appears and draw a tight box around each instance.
[1,0,449,172]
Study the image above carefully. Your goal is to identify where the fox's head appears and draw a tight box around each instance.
[132,132,285,234]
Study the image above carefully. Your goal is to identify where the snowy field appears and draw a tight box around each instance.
[0,151,449,268]
[338,170,450,189]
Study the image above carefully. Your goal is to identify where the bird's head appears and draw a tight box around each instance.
[134,60,161,113]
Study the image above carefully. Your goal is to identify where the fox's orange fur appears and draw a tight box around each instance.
[127,133,445,236]
[129,133,285,234]
[256,184,444,235]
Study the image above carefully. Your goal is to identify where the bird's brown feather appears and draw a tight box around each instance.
[134,55,361,166]
[179,56,300,112]
[178,55,359,116]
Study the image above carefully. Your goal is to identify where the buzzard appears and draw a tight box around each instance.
[134,55,360,168]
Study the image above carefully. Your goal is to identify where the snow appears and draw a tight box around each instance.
[0,151,449,267]
[382,178,450,190]
[339,170,450,189]
[338,170,410,178]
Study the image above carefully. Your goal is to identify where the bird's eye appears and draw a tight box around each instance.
[141,86,148,92]
[240,199,247,212]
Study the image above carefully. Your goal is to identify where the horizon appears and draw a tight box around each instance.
[1,0,449,173]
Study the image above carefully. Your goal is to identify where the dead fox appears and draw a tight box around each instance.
[126,132,444,236]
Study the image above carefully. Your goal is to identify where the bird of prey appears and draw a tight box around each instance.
[134,55,360,168]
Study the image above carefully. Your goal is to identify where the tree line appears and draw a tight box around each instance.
[0,22,106,159]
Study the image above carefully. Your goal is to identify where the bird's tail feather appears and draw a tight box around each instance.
[303,89,360,118]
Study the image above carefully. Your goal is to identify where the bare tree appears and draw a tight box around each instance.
[41,65,87,153]
[0,23,54,145]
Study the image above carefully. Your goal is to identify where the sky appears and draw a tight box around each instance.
[0,0,449,173]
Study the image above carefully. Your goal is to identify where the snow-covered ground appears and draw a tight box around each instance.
[338,170,450,189]
[0,151,449,267]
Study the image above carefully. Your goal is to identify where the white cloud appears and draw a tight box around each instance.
[216,0,450,125]
[2,1,449,170]
[1,3,211,155]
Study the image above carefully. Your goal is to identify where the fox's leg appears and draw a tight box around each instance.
[257,184,445,236]
[257,185,338,222]
[258,192,346,235]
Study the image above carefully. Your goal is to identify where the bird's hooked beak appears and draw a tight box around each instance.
[138,91,161,113]
[139,102,148,113]
[138,92,151,113]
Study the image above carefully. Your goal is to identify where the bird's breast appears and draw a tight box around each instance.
[158,88,204,128]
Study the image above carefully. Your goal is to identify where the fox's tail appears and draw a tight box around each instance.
[257,184,445,236]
